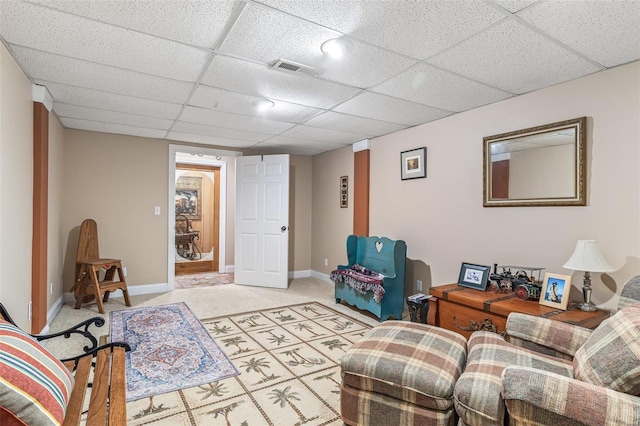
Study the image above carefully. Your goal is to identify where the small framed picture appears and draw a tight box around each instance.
[539,273,572,310]
[401,147,427,180]
[457,263,490,291]
[339,176,348,208]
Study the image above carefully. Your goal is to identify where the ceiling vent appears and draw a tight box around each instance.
[271,59,322,77]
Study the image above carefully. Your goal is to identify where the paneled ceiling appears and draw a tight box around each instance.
[1,1,638,156]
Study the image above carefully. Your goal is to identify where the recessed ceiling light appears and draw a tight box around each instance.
[253,99,274,112]
[321,38,352,59]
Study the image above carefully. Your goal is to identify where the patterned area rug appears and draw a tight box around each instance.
[110,303,239,402]
[123,302,373,425]
[175,272,235,289]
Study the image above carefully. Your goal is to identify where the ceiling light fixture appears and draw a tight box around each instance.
[321,38,352,59]
[253,99,274,112]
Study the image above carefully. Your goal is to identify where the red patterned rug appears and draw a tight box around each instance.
[110,303,239,402]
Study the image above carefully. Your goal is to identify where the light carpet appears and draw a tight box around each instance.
[125,301,373,425]
[110,302,239,402]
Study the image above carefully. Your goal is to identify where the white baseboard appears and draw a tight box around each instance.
[311,270,333,284]
[224,265,234,273]
[289,269,311,279]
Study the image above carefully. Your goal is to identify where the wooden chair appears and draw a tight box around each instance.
[73,219,131,314]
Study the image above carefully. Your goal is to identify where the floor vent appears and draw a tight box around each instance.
[271,59,321,77]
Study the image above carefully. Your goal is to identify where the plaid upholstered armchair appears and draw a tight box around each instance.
[454,275,640,426]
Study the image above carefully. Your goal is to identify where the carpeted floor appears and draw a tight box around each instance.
[44,278,399,425]
[126,302,372,425]
[174,272,235,289]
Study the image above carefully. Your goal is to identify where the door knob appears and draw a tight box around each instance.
[281,226,288,232]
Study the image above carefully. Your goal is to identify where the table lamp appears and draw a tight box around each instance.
[563,240,614,311]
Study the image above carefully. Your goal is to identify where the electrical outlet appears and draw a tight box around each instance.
[154,206,161,215]
[123,267,127,276]
[324,258,328,266]
[50,282,54,295]
[28,302,32,321]
[417,280,423,291]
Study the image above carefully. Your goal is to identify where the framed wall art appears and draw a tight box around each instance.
[457,262,490,291]
[340,176,348,208]
[175,176,202,220]
[401,147,427,180]
[539,273,571,310]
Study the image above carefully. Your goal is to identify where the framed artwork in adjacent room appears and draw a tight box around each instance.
[539,273,572,310]
[458,262,490,291]
[175,176,202,220]
[401,147,427,180]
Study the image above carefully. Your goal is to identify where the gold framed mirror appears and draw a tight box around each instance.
[483,117,586,207]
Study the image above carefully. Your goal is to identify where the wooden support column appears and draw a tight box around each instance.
[353,140,370,237]
[32,99,49,333]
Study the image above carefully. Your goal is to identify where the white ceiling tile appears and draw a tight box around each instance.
[53,102,174,129]
[167,131,257,149]
[33,0,239,49]
[518,1,640,68]
[42,81,182,120]
[11,46,193,104]
[258,0,506,59]
[260,136,347,153]
[304,111,407,136]
[428,19,602,94]
[201,55,360,109]
[372,63,513,112]
[221,3,416,88]
[60,117,167,139]
[1,1,209,81]
[171,121,271,142]
[190,85,323,123]
[180,106,295,135]
[334,92,452,126]
[253,143,326,156]
[491,1,538,14]
[280,125,366,144]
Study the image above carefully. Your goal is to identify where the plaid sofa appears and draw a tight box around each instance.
[341,321,467,425]
[454,275,640,426]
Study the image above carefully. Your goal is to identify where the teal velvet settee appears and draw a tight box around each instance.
[332,235,407,321]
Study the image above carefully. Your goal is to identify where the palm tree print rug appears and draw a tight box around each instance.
[124,302,372,425]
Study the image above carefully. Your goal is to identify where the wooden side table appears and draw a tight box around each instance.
[429,283,610,339]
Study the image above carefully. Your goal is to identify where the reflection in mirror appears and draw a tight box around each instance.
[483,117,586,207]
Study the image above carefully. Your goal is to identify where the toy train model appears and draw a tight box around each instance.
[489,264,544,300]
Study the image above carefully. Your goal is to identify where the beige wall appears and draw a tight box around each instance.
[364,61,639,310]
[0,44,34,330]
[62,130,170,289]
[48,114,65,312]
[289,155,312,273]
[311,62,639,308]
[311,145,354,274]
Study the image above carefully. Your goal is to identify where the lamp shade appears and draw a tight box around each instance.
[563,240,614,272]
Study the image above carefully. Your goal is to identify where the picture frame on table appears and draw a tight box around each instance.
[401,147,427,180]
[457,262,490,291]
[539,272,572,310]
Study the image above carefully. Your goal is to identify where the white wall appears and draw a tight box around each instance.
[0,44,34,329]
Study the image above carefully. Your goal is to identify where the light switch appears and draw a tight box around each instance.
[154,206,161,215]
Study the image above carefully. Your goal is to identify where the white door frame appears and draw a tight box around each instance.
[167,144,242,291]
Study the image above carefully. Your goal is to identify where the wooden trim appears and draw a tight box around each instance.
[32,102,48,334]
[353,149,370,237]
[212,168,220,271]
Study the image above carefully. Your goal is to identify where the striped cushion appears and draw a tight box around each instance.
[341,321,467,411]
[0,320,74,425]
[574,303,640,395]
[454,331,573,426]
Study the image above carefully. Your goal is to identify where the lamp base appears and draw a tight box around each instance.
[578,302,597,312]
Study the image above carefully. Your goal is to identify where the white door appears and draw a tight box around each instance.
[234,155,289,288]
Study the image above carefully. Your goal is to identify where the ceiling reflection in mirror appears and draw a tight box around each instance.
[483,117,586,207]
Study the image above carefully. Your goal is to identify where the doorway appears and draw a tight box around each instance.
[167,145,241,291]
[175,163,220,275]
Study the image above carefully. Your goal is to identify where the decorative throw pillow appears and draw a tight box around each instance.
[574,303,640,395]
[0,320,74,425]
